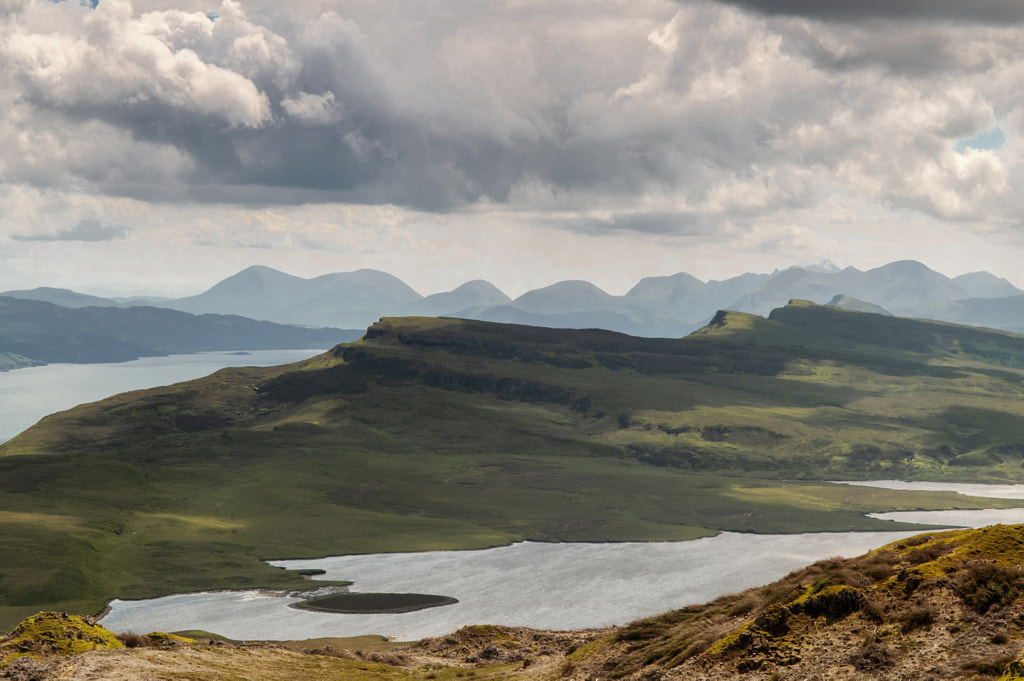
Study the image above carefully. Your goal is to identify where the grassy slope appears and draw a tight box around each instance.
[563,523,1024,680]
[0,352,41,371]
[2,304,1024,629]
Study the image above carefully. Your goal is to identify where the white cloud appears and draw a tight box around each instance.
[281,91,339,124]
[4,0,272,127]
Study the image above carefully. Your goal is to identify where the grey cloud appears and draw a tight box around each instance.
[12,219,129,242]
[714,0,1024,23]
[1,0,1020,226]
[565,212,721,236]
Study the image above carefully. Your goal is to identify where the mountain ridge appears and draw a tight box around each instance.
[0,296,360,367]
[5,258,1024,351]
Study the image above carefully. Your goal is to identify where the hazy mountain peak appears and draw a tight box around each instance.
[625,271,705,301]
[414,280,510,316]
[953,271,1024,298]
[870,259,935,276]
[512,280,617,314]
[448,280,508,297]
[204,265,300,296]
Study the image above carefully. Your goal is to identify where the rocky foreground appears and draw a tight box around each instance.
[8,525,1024,680]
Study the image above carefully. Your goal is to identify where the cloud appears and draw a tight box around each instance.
[565,212,720,236]
[714,0,1024,23]
[0,0,1023,233]
[12,219,129,241]
[281,91,340,124]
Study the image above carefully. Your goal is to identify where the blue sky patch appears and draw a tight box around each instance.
[954,126,1006,153]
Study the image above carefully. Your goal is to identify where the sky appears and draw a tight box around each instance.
[2,0,1024,298]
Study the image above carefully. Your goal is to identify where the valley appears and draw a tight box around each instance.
[2,302,1024,632]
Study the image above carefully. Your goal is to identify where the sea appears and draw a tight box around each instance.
[0,349,327,443]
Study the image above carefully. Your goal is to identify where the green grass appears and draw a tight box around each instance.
[294,593,458,614]
[3,305,1024,630]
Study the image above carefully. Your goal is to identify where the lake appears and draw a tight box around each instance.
[98,482,1024,641]
[100,530,933,641]
[0,349,326,443]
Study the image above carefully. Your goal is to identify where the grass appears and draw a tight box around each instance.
[2,304,1024,629]
[294,593,459,614]
[282,635,407,652]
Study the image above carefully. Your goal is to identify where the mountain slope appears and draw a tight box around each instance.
[915,295,1024,335]
[0,287,119,308]
[0,296,359,365]
[2,305,1024,625]
[554,523,1024,681]
[412,280,510,316]
[954,271,1024,298]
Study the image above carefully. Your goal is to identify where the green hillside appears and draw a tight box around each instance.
[1,302,1024,628]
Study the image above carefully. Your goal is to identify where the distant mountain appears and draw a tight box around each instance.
[953,271,1024,298]
[0,287,119,308]
[624,272,707,314]
[623,271,772,333]
[164,266,423,328]
[0,297,359,367]
[0,352,42,372]
[728,260,971,317]
[915,295,1024,335]
[412,280,510,316]
[448,280,658,337]
[454,303,653,336]
[9,261,1024,342]
[511,280,623,315]
[827,294,892,316]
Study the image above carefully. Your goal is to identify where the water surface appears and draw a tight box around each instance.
[0,349,325,443]
[101,480,1024,641]
[100,530,938,641]
[835,479,1024,500]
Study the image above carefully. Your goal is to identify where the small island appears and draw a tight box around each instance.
[293,593,458,615]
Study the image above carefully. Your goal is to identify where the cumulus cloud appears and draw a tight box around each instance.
[12,219,129,241]
[0,0,1022,235]
[6,1,274,127]
[281,91,339,124]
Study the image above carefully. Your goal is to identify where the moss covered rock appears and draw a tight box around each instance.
[0,611,123,665]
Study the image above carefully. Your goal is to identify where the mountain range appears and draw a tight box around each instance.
[5,260,1022,337]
